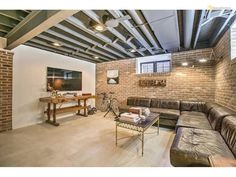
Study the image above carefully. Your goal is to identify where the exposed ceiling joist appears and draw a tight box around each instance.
[29,38,101,63]
[37,33,110,62]
[66,16,133,58]
[55,23,117,60]
[0,11,28,21]
[127,10,162,50]
[193,10,206,49]
[108,10,154,55]
[0,15,18,28]
[6,10,79,50]
[183,10,195,49]
[46,29,115,61]
[82,10,144,56]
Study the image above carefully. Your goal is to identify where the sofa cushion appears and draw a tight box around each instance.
[127,97,151,107]
[180,101,206,112]
[159,119,177,128]
[150,108,180,120]
[118,105,131,113]
[170,128,235,167]
[205,102,221,116]
[150,99,180,110]
[176,114,212,131]
[221,116,236,157]
[181,111,206,118]
[208,106,236,131]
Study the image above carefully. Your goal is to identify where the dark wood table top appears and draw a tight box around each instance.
[39,95,96,103]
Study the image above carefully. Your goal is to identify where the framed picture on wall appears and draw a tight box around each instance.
[107,70,119,84]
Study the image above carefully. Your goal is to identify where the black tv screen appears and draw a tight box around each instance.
[47,67,82,91]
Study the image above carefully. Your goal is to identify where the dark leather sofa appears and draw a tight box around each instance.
[119,97,236,166]
[119,97,181,128]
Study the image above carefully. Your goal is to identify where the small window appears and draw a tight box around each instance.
[231,21,236,60]
[156,61,171,73]
[141,62,154,73]
[140,60,171,74]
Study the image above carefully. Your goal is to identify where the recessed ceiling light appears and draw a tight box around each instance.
[94,24,105,31]
[94,56,99,59]
[199,58,207,63]
[52,42,62,47]
[182,62,188,66]
[130,49,136,53]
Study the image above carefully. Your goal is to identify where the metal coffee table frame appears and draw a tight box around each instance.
[115,113,160,156]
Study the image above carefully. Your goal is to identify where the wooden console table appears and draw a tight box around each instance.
[39,95,96,126]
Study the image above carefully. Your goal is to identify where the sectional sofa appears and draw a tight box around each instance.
[119,97,236,167]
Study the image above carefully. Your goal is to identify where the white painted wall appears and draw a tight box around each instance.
[12,45,96,129]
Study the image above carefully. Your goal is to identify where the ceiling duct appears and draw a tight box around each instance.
[183,10,195,49]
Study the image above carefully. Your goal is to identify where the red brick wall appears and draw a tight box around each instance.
[0,49,13,132]
[96,48,215,108]
[214,30,236,110]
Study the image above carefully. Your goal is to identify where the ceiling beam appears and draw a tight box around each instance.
[127,10,162,50]
[193,10,206,49]
[210,10,236,46]
[45,29,115,61]
[55,23,118,59]
[37,33,110,62]
[0,11,28,21]
[82,10,144,56]
[108,10,154,55]
[26,42,98,63]
[29,39,101,63]
[183,10,195,49]
[5,10,78,50]
[0,15,18,28]
[66,16,133,58]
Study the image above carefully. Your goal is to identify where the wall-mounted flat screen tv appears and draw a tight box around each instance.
[47,67,82,91]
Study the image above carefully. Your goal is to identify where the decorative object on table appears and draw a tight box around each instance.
[139,79,166,87]
[107,70,119,84]
[82,93,92,96]
[119,112,141,123]
[63,92,78,97]
[128,107,150,120]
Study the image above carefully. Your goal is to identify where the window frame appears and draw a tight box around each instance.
[140,60,171,74]
[230,22,236,63]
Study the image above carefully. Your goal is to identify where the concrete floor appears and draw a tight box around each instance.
[0,112,175,167]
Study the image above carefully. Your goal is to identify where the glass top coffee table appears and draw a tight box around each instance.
[115,113,160,156]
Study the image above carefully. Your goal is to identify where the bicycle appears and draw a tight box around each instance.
[98,92,119,118]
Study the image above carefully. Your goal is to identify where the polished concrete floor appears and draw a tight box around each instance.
[0,112,175,167]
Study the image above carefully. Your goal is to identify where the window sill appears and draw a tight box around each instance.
[136,72,171,77]
[231,57,236,65]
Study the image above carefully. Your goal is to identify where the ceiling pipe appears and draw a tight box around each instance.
[127,10,162,50]
[193,10,206,49]
[183,10,195,49]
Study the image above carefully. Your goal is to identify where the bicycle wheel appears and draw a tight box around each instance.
[111,98,119,116]
[100,99,109,112]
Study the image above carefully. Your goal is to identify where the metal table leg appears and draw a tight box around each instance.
[115,123,118,146]
[142,130,144,156]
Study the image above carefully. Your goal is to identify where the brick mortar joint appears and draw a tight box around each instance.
[0,48,14,54]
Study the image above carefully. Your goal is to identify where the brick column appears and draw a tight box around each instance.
[0,49,13,132]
